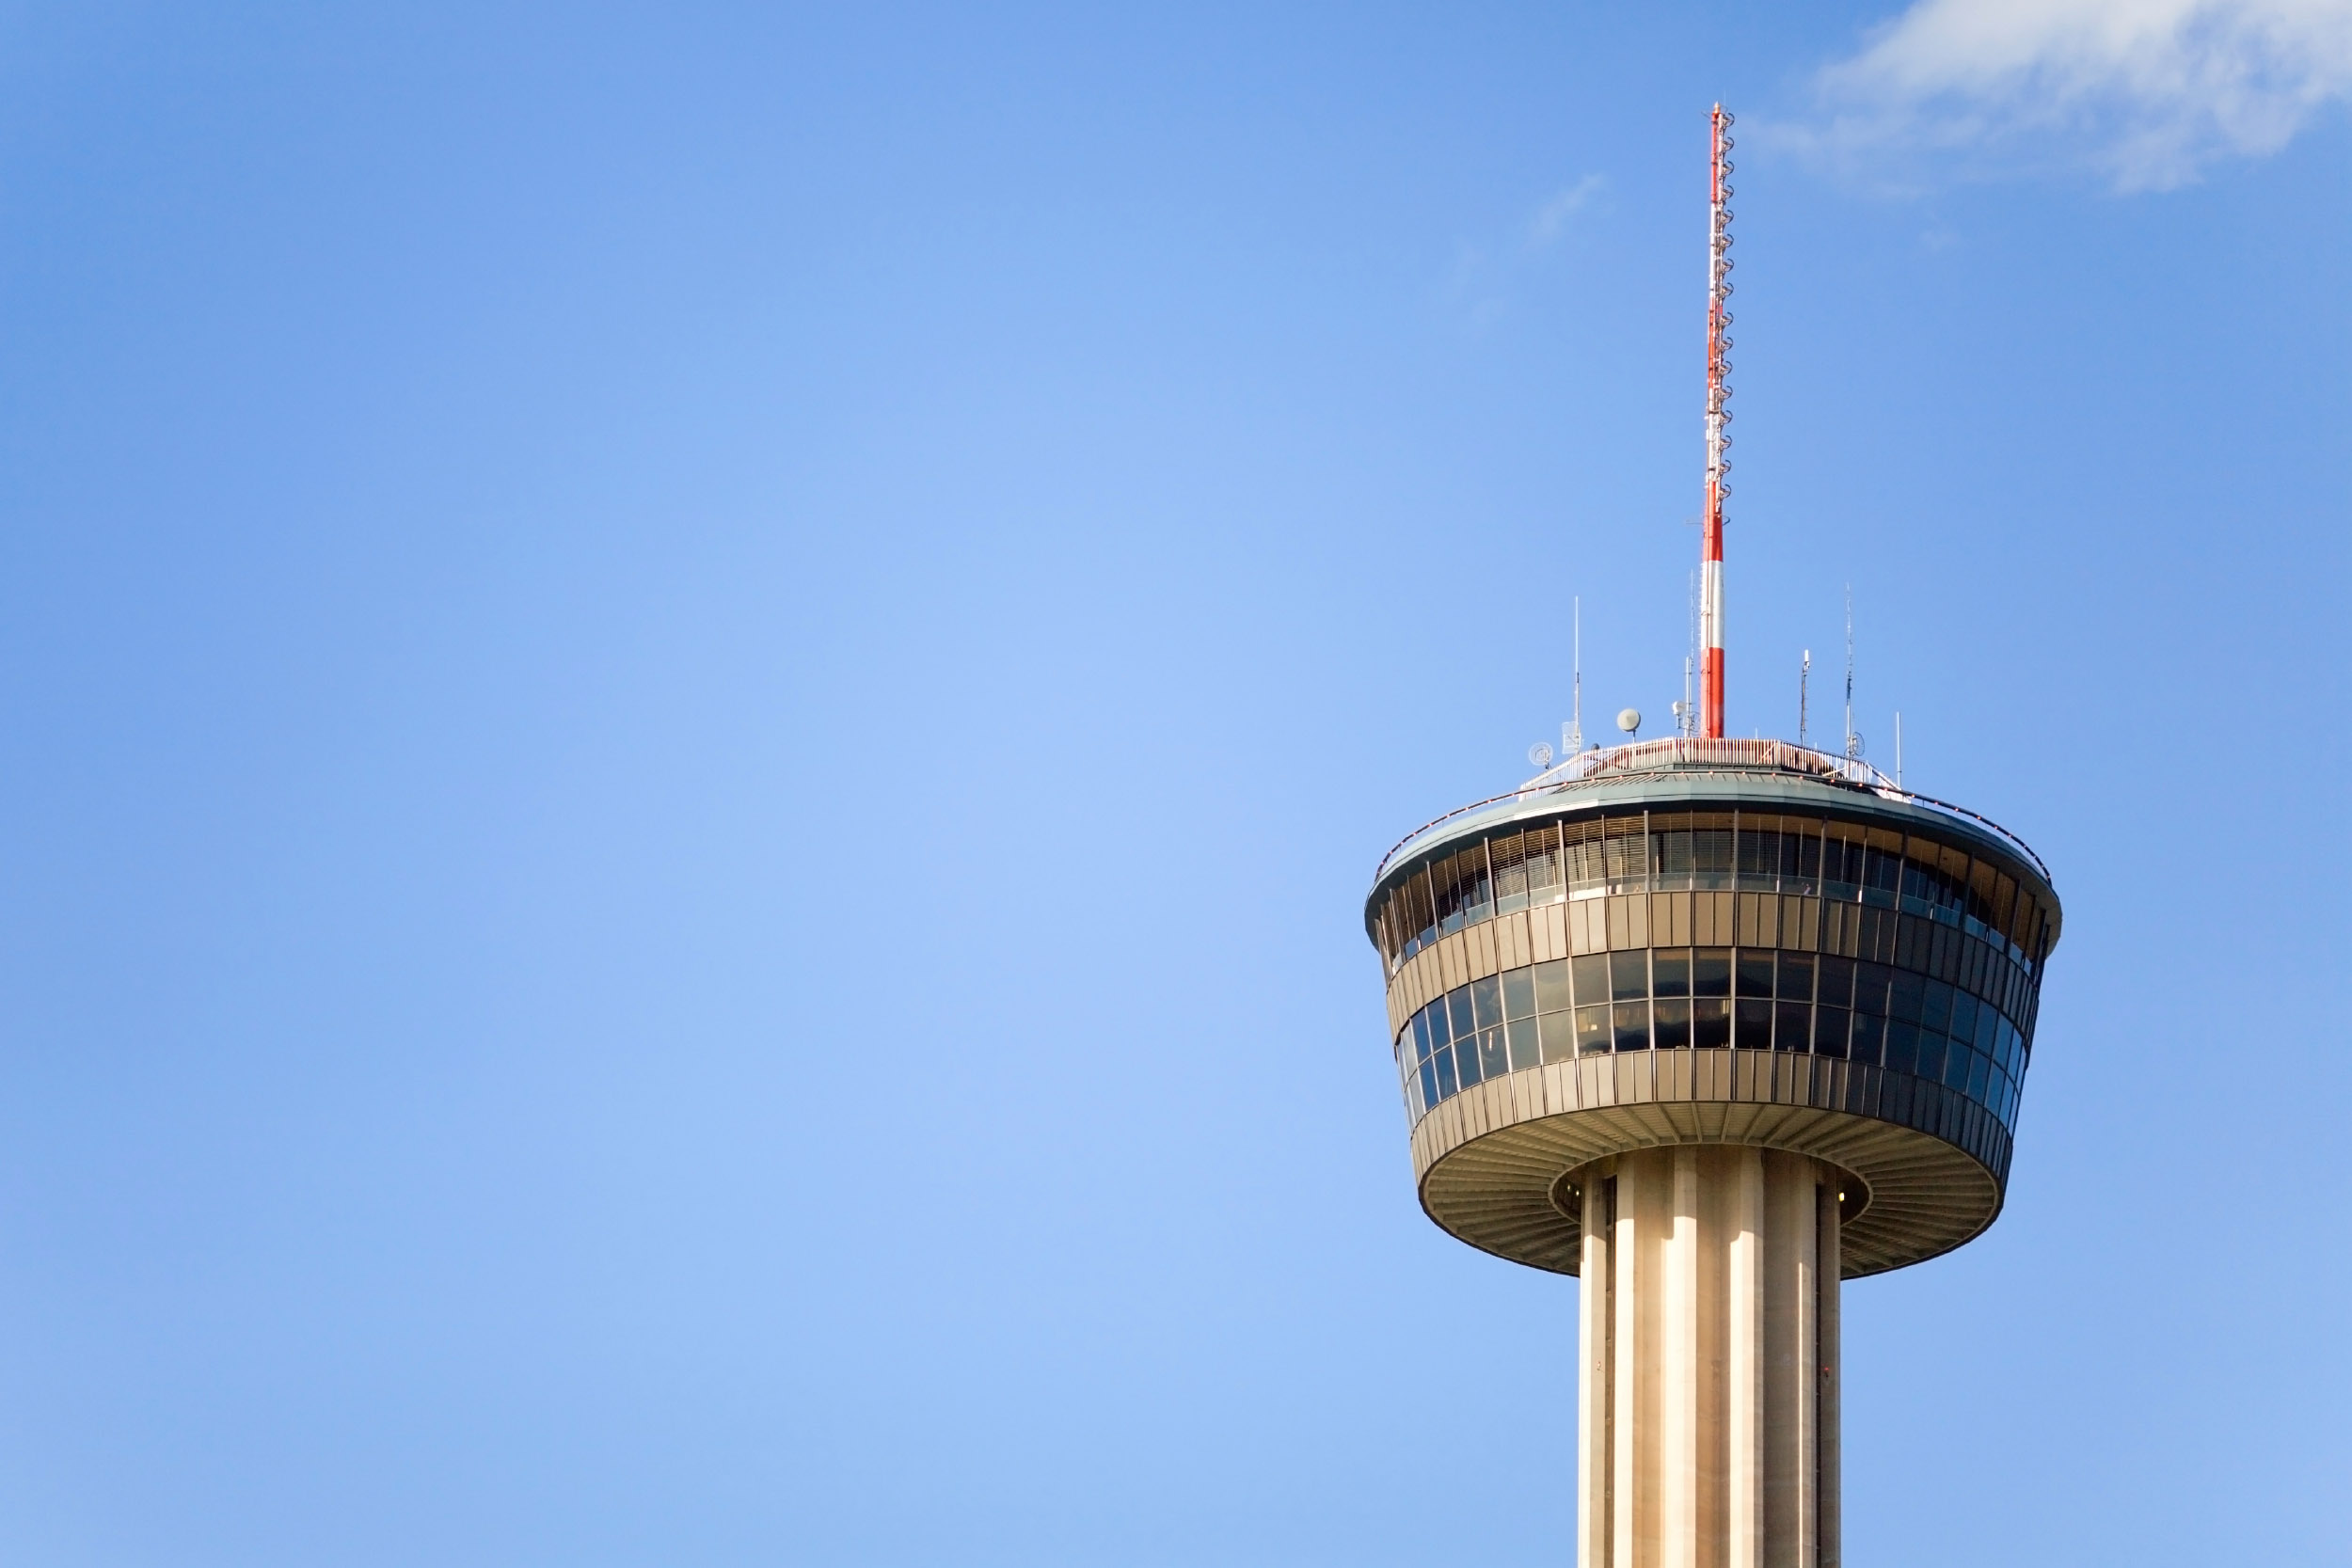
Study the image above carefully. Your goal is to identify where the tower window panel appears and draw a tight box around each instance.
[1455,1037,1483,1089]
[1734,998,1772,1046]
[1419,1058,1439,1109]
[1775,1001,1812,1051]
[1480,1026,1509,1080]
[1575,1006,1611,1054]
[1692,998,1732,1050]
[1889,971,1926,1024]
[1490,832,1529,913]
[1693,947,1733,998]
[1611,949,1649,1002]
[1939,1040,1969,1090]
[1975,1000,1999,1057]
[1412,1008,1433,1059]
[1815,1006,1851,1057]
[1526,825,1563,895]
[1534,958,1572,1013]
[1471,975,1503,1030]
[1657,828,1695,879]
[1909,1024,1944,1081]
[1613,1001,1652,1053]
[1883,1021,1919,1075]
[1652,948,1692,997]
[1922,980,1954,1036]
[1446,989,1474,1040]
[1777,952,1817,1003]
[1818,954,1856,1008]
[1964,1047,1991,1099]
[1540,1010,1579,1064]
[1571,954,1610,1009]
[1653,998,1692,1049]
[1443,1041,1471,1092]
[1949,991,1979,1047]
[1507,1017,1543,1072]
[1854,962,1893,1017]
[1502,969,1536,1022]
[1849,1013,1883,1067]
[1427,1000,1452,1049]
[1735,950,1775,998]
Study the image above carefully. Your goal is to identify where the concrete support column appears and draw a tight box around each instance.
[1575,1147,1842,1568]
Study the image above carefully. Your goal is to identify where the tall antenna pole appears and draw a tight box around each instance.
[1842,586,1859,760]
[1800,649,1810,746]
[1700,103,1734,739]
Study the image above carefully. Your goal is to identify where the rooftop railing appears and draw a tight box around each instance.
[1374,736,2050,885]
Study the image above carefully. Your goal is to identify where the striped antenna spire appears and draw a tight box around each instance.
[1701,103,1734,738]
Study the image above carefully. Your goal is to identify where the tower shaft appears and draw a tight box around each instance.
[1577,1147,1841,1568]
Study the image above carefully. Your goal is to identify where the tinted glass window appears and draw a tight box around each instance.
[1814,1006,1851,1057]
[1480,1026,1509,1080]
[1612,949,1649,1002]
[1693,948,1732,997]
[1652,948,1692,996]
[1889,971,1926,1023]
[1575,1006,1610,1054]
[1734,997,1772,1046]
[1447,989,1474,1040]
[1736,950,1775,998]
[1471,975,1503,1030]
[1818,954,1855,1008]
[1571,954,1609,1009]
[1849,1013,1883,1066]
[1534,958,1572,1013]
[1777,952,1816,1003]
[1692,998,1732,1049]
[1507,1018,1541,1072]
[1883,1021,1918,1074]
[1654,997,1692,1049]
[1502,969,1536,1022]
[1775,1001,1811,1052]
[1854,962,1893,1017]
[1613,1002,1651,1052]
[1921,980,1953,1035]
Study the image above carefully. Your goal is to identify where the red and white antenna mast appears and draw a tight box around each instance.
[1701,103,1734,738]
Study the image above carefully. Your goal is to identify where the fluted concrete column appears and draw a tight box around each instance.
[1576,1147,1842,1568]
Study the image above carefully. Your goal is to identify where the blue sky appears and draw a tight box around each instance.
[0,3,2344,1563]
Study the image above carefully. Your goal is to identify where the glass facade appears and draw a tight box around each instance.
[1374,810,2053,979]
[1393,942,2031,1132]
[1375,805,2054,1140]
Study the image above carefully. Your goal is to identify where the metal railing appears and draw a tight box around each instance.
[1372,736,2051,885]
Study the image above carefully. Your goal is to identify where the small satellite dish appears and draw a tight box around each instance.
[1527,741,1554,769]
[1616,707,1642,736]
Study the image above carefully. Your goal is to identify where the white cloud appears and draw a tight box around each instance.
[1529,175,1608,247]
[1789,0,2352,189]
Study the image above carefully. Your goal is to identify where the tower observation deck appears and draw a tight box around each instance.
[1361,738,2060,1565]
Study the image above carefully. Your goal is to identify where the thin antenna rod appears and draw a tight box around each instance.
[1896,711,1903,789]
[1842,586,1859,760]
[1700,103,1734,738]
[1800,649,1810,747]
[1565,596,1585,756]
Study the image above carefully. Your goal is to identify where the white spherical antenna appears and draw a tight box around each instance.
[1527,740,1554,769]
[1616,707,1642,735]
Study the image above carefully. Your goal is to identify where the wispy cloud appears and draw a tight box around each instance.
[1529,175,1608,248]
[1782,0,2352,190]
[1441,175,1609,331]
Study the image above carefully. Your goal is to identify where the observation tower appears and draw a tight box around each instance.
[1359,108,2061,1568]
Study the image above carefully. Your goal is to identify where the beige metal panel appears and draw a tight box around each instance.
[1470,922,1499,982]
[1438,931,1466,990]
